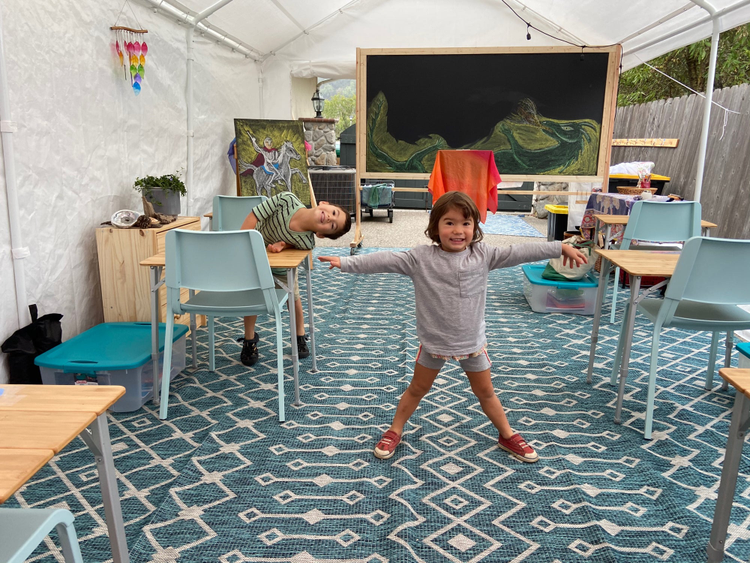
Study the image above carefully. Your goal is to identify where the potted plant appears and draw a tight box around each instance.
[133,172,186,216]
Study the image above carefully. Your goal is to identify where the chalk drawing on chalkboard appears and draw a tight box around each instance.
[366,94,600,176]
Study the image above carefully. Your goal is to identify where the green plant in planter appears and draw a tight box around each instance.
[133,172,187,205]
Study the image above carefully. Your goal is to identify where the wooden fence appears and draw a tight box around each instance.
[612,83,750,240]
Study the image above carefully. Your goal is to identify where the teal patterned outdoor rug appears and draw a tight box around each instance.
[7,248,750,562]
[480,213,545,237]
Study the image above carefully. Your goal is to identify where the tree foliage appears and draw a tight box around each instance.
[322,93,356,137]
[618,24,750,106]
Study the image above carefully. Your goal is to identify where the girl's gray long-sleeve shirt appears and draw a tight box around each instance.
[339,241,562,356]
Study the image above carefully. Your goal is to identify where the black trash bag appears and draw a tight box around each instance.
[1,304,63,384]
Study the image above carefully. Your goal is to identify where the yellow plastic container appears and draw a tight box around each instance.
[544,205,568,241]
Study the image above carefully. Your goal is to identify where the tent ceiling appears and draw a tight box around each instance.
[155,0,750,77]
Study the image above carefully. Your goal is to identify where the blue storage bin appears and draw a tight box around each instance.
[738,342,750,369]
[35,322,189,412]
[522,264,598,315]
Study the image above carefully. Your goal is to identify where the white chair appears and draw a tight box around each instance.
[610,236,750,439]
[212,195,266,231]
[609,200,701,323]
[159,229,289,420]
[0,508,83,563]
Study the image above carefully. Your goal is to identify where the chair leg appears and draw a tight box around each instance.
[644,324,663,440]
[190,312,197,368]
[159,314,175,420]
[721,331,734,391]
[609,266,621,324]
[704,331,721,390]
[208,316,215,372]
[55,518,84,563]
[610,301,631,386]
[275,312,286,422]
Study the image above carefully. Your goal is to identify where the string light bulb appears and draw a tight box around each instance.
[526,23,531,41]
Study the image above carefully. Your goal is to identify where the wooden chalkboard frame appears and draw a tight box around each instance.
[356,46,621,185]
[350,46,621,252]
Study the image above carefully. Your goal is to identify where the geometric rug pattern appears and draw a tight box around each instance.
[7,247,750,562]
[480,214,545,237]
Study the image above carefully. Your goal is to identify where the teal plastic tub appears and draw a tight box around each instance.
[35,322,189,412]
[739,342,750,369]
[522,264,598,315]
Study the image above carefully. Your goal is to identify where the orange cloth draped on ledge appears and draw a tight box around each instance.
[427,150,501,223]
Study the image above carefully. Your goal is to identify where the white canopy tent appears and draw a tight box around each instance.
[2,0,749,382]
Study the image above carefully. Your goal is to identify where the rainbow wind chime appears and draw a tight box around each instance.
[111,26,148,95]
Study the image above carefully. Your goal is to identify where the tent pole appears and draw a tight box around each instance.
[183,0,236,217]
[626,0,750,61]
[186,25,195,217]
[0,8,30,328]
[689,0,720,204]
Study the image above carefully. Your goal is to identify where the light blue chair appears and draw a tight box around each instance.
[610,200,702,323]
[0,508,83,563]
[212,195,266,231]
[611,237,750,439]
[159,229,289,420]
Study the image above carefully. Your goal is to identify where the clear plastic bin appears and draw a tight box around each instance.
[36,322,189,412]
[522,264,598,315]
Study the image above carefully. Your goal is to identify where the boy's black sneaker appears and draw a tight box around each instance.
[296,334,310,359]
[238,333,259,366]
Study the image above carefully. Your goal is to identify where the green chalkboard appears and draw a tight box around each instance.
[358,47,620,182]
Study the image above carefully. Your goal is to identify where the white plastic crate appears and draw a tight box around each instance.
[522,264,598,315]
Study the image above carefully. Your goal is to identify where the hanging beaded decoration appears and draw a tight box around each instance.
[110,0,148,95]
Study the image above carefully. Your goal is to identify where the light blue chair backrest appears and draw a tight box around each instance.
[212,195,266,231]
[165,229,276,311]
[664,237,750,308]
[621,200,702,249]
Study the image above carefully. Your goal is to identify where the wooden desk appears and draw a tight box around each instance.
[586,250,681,429]
[708,368,750,562]
[0,385,129,562]
[593,214,717,247]
[96,217,202,326]
[0,448,53,503]
[140,248,316,408]
[591,214,717,325]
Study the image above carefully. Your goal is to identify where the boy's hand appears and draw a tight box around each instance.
[318,256,341,269]
[561,245,588,268]
[267,242,286,253]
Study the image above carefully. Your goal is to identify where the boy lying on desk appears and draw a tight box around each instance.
[239,192,352,366]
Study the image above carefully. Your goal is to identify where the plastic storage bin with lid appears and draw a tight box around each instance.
[35,322,189,412]
[521,264,598,315]
[739,342,750,369]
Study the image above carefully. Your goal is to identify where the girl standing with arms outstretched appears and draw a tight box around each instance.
[319,192,587,462]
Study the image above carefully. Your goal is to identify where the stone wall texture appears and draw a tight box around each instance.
[301,118,338,166]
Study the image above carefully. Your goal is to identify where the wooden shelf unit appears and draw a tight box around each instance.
[96,217,202,327]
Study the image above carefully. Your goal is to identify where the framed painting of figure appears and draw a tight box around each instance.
[234,119,310,204]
